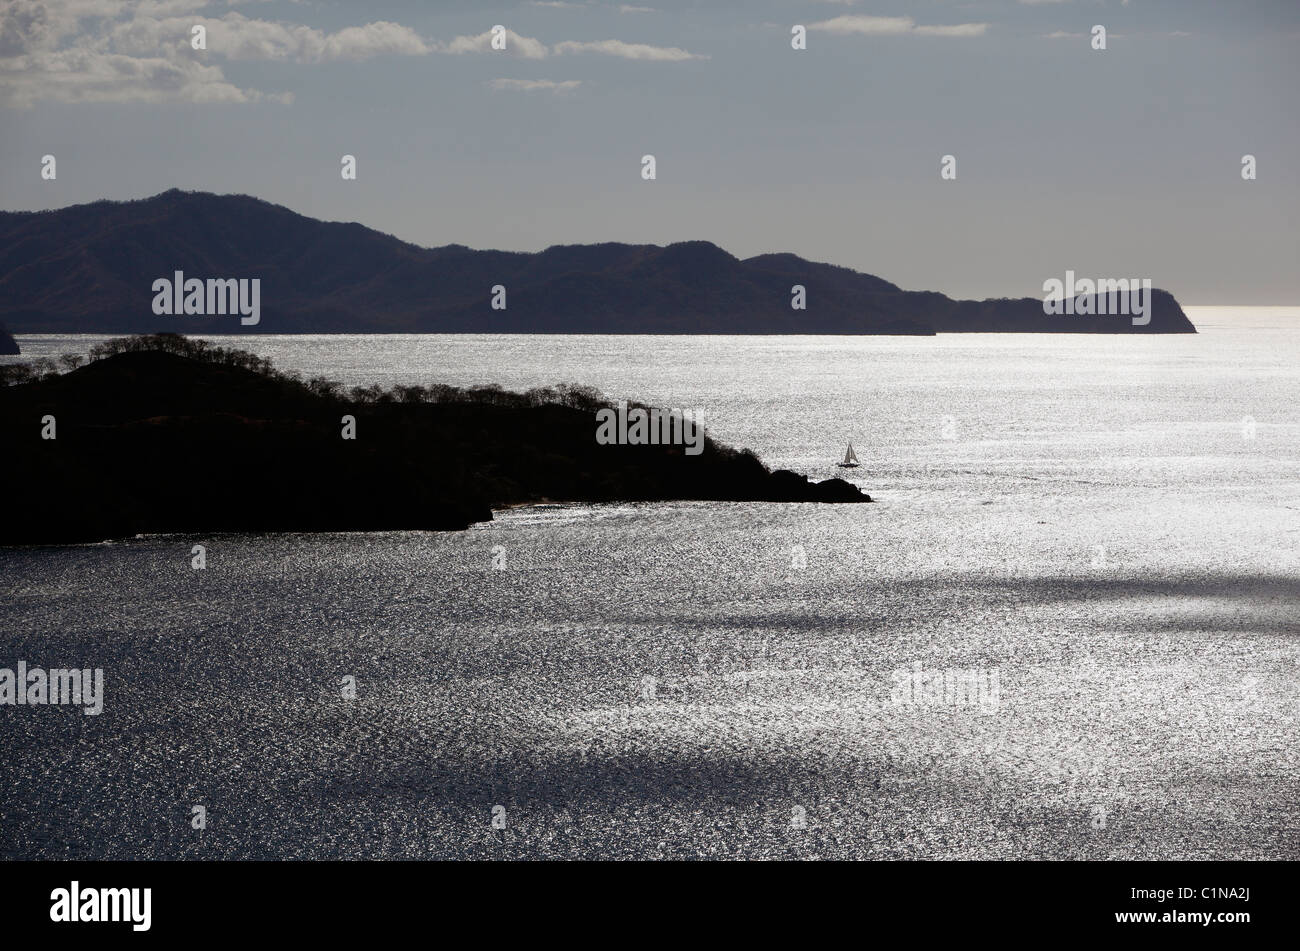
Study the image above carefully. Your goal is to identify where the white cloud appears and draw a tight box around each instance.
[0,1,429,107]
[118,14,431,63]
[913,23,988,38]
[488,78,581,92]
[0,46,290,107]
[0,0,127,57]
[315,21,429,62]
[809,15,988,37]
[133,0,210,15]
[553,38,705,60]
[809,16,914,36]
[442,29,549,59]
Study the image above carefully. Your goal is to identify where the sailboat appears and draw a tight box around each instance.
[836,442,860,468]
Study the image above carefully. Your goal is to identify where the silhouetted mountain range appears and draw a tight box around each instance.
[0,190,1196,335]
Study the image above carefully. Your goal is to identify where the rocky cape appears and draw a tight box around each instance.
[0,190,1196,335]
[0,337,869,544]
[0,323,17,355]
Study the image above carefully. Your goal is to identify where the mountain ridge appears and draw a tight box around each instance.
[0,190,1196,335]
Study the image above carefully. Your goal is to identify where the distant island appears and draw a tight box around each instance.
[0,190,1196,335]
[0,323,17,355]
[0,335,868,544]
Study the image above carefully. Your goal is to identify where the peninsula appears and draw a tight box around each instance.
[0,191,1196,335]
[0,335,869,544]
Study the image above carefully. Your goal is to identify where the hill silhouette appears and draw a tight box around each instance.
[0,323,16,354]
[0,191,1196,335]
[0,334,868,544]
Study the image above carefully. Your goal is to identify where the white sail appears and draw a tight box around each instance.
[844,442,858,465]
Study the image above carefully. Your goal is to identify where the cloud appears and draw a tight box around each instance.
[442,29,549,59]
[809,15,914,36]
[1,2,705,108]
[316,22,429,62]
[913,23,988,37]
[0,0,128,57]
[809,15,988,37]
[0,45,291,107]
[619,5,656,12]
[553,38,705,60]
[488,78,581,92]
[133,15,429,62]
[133,0,210,15]
[0,2,430,107]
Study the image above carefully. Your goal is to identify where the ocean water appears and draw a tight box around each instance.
[1,307,1297,859]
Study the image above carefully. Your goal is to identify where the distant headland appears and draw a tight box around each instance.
[0,335,869,544]
[0,323,17,355]
[0,191,1196,335]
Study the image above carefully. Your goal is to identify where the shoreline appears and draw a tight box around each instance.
[0,335,871,545]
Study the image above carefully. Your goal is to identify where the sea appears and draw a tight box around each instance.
[1,306,1297,859]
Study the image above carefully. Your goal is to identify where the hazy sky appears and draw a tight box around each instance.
[2,0,1297,303]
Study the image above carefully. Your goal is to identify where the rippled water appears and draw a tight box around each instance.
[2,308,1297,859]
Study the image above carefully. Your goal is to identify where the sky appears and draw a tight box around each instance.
[1,0,1297,304]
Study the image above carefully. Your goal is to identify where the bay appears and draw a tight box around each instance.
[1,306,1296,858]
